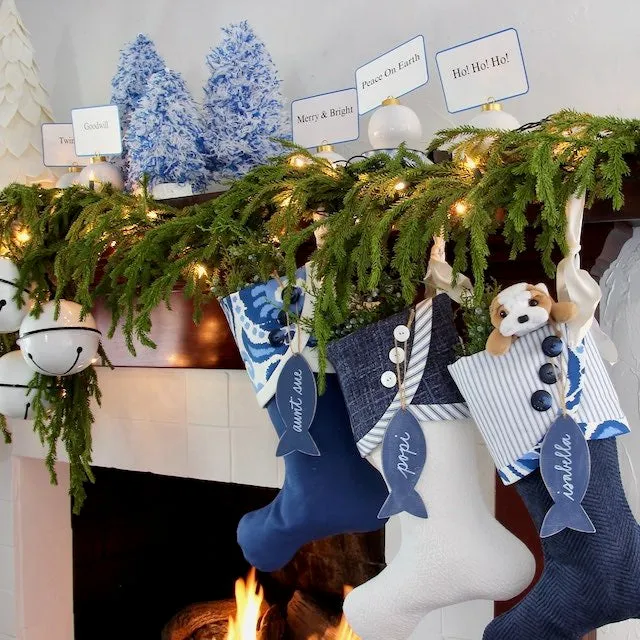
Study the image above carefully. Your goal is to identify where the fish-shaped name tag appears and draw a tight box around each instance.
[540,414,595,538]
[378,409,428,519]
[275,354,320,457]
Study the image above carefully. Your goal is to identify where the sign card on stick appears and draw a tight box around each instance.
[71,105,122,157]
[435,28,529,113]
[291,88,359,148]
[41,124,89,167]
[355,35,428,115]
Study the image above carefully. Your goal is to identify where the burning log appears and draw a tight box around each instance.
[161,599,238,640]
[286,590,340,639]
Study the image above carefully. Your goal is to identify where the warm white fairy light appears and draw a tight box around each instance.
[463,156,478,170]
[394,180,408,192]
[453,201,469,217]
[14,227,31,245]
[194,263,208,278]
[288,154,311,169]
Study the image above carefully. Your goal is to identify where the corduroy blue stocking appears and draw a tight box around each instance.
[484,438,640,640]
[237,374,389,572]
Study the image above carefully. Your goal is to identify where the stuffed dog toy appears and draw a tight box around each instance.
[486,283,578,356]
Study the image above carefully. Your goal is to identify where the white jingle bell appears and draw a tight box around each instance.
[18,300,101,377]
[0,258,30,333]
[0,350,49,419]
[78,156,124,191]
[368,97,423,150]
[55,166,83,189]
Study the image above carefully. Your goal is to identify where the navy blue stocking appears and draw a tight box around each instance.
[484,438,640,640]
[236,375,389,572]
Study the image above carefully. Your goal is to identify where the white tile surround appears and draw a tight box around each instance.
[0,367,496,640]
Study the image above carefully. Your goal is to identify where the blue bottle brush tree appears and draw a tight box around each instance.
[111,33,165,130]
[203,21,289,180]
[110,34,165,189]
[124,68,209,193]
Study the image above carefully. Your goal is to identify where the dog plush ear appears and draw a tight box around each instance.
[486,329,514,356]
[534,282,549,295]
[550,300,578,324]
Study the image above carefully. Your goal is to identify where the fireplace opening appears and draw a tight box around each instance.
[72,467,277,640]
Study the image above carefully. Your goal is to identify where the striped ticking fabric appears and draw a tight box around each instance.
[356,298,470,456]
[448,324,629,485]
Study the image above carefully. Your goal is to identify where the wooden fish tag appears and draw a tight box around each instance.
[540,414,595,538]
[378,409,427,519]
[275,354,320,457]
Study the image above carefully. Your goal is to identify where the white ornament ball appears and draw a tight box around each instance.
[0,258,30,333]
[314,144,346,166]
[78,157,124,191]
[18,301,101,377]
[55,168,83,189]
[0,350,49,419]
[368,98,423,149]
[468,104,520,131]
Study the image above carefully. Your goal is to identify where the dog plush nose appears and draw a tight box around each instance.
[518,315,529,324]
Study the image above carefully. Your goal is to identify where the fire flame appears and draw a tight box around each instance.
[226,568,264,640]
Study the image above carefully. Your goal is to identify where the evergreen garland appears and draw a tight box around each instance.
[1,110,639,507]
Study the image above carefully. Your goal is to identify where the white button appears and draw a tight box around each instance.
[394,325,410,342]
[388,347,405,364]
[380,371,397,388]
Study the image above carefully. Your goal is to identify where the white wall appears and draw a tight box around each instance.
[15,0,640,159]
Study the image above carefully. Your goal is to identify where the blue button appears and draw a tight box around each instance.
[531,390,553,411]
[268,328,286,347]
[289,287,302,304]
[542,336,563,357]
[277,309,289,326]
[539,363,558,385]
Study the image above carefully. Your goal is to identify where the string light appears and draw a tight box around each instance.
[146,210,159,221]
[194,263,208,278]
[394,180,408,192]
[288,154,311,169]
[14,227,31,245]
[453,201,469,217]
[110,240,117,248]
[463,156,478,170]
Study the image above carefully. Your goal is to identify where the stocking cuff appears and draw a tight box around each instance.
[327,294,468,456]
[220,264,333,407]
[448,325,630,484]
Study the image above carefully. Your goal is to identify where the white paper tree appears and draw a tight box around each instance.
[0,0,55,188]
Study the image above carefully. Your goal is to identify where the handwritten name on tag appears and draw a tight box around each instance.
[41,124,89,167]
[436,28,528,113]
[378,409,427,519]
[291,88,359,148]
[356,35,428,115]
[540,415,595,538]
[71,105,122,157]
[275,354,320,457]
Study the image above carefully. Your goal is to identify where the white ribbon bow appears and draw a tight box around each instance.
[556,194,618,362]
[424,234,473,303]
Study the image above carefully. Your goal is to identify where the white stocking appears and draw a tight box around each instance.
[343,418,536,640]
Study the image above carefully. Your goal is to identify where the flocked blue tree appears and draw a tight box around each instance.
[110,34,165,189]
[203,21,289,180]
[111,34,165,131]
[124,68,209,193]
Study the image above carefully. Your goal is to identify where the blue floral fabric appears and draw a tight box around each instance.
[220,267,308,403]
